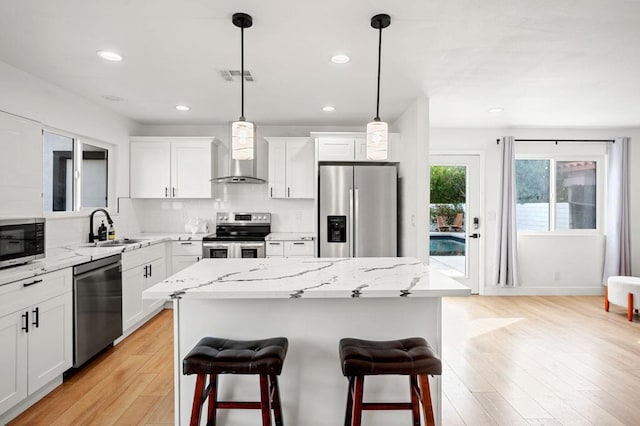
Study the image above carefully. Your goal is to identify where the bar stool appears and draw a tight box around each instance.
[183,336,288,426]
[339,337,442,426]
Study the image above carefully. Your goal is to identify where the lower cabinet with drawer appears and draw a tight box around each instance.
[171,241,202,274]
[0,268,73,418]
[266,240,314,258]
[121,243,167,335]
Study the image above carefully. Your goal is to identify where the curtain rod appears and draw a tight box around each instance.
[496,138,615,145]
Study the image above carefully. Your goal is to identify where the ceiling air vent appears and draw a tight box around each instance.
[219,70,254,82]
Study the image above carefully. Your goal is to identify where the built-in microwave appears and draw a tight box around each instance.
[0,218,45,268]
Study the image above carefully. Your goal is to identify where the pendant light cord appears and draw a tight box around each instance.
[375,25,382,121]
[240,26,245,121]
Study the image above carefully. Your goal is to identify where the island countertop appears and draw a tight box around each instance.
[143,257,471,299]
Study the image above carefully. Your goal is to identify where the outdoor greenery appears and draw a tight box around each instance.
[430,166,466,224]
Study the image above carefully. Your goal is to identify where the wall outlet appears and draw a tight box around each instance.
[295,211,303,220]
[554,271,561,281]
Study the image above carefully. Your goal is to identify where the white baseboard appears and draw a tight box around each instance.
[481,286,605,296]
[114,306,165,345]
[0,376,62,424]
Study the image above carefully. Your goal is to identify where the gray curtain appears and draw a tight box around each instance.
[602,137,631,282]
[493,136,519,286]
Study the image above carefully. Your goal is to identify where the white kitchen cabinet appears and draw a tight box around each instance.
[265,240,314,258]
[314,132,397,162]
[130,138,215,198]
[27,292,72,393]
[265,241,284,258]
[265,137,314,199]
[0,112,43,217]
[0,268,72,417]
[122,243,167,333]
[171,241,202,274]
[0,310,27,415]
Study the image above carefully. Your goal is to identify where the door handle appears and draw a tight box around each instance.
[144,265,148,278]
[22,312,29,333]
[349,188,354,258]
[165,187,168,197]
[270,187,273,198]
[172,187,176,197]
[287,187,291,197]
[354,188,359,256]
[469,233,480,239]
[32,307,39,328]
[149,264,152,277]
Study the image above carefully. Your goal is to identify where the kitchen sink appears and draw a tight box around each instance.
[80,238,147,248]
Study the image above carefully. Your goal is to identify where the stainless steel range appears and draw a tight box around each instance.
[202,212,271,258]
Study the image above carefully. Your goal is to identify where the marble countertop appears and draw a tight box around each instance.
[0,233,205,286]
[143,257,471,300]
[265,232,315,241]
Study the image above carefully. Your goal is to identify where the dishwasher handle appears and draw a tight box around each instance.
[74,255,121,276]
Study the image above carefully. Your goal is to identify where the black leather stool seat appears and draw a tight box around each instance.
[340,337,442,377]
[183,336,288,376]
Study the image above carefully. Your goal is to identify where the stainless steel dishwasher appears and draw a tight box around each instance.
[73,254,123,368]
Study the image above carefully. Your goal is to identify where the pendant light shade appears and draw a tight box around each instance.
[366,14,391,161]
[231,13,255,161]
[231,119,255,160]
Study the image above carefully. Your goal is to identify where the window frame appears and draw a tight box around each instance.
[515,153,605,235]
[43,127,115,217]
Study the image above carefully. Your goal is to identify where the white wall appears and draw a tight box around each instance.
[0,60,137,248]
[391,97,430,261]
[430,127,640,295]
[132,124,360,233]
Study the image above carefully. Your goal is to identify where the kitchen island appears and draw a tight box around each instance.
[143,257,470,425]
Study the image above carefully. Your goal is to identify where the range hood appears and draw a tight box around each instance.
[210,155,266,184]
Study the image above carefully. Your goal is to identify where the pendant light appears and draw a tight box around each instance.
[231,13,254,160]
[366,13,391,161]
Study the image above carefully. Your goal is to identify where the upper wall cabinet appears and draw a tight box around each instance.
[265,137,314,199]
[0,112,43,217]
[130,137,216,198]
[313,132,398,162]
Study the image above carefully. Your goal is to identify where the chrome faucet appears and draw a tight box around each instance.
[89,209,113,242]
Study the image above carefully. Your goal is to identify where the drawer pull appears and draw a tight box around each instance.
[23,279,43,287]
[293,242,305,245]
[269,242,281,245]
[180,242,193,245]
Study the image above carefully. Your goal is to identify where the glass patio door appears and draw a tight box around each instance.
[429,155,481,294]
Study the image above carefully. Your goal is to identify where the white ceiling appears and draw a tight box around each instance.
[1,0,640,128]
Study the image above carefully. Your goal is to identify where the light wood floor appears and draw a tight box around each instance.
[9,296,640,425]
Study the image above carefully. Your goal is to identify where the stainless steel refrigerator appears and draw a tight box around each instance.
[319,164,397,257]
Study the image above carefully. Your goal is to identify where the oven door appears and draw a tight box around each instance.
[237,242,265,258]
[202,242,232,259]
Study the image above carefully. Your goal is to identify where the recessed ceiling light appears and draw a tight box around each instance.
[102,95,124,102]
[331,54,350,64]
[322,106,335,112]
[97,50,123,62]
[175,105,190,111]
[488,107,504,113]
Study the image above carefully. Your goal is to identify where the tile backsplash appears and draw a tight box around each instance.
[132,184,314,234]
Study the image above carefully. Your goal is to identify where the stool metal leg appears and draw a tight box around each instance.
[410,375,421,426]
[190,374,206,426]
[418,374,435,426]
[351,376,365,426]
[259,374,273,426]
[270,375,284,426]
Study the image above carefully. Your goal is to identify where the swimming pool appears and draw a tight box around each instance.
[429,235,465,256]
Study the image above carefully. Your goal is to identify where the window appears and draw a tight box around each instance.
[43,130,110,213]
[515,157,599,232]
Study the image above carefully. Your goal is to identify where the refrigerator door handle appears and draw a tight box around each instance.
[349,188,354,257]
[354,188,359,257]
